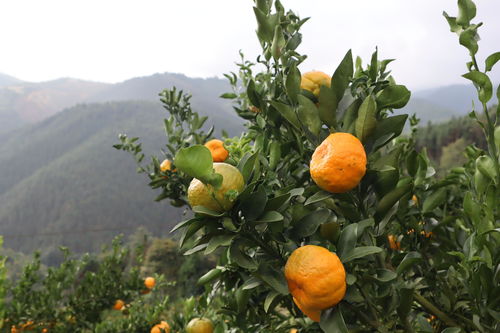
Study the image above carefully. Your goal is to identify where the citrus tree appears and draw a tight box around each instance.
[116,0,499,332]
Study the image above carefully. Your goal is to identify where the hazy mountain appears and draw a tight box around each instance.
[0,73,23,87]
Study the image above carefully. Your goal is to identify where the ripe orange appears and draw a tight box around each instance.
[310,132,367,193]
[186,318,214,333]
[204,139,229,162]
[144,277,156,289]
[285,245,346,322]
[151,321,171,333]
[187,162,244,212]
[113,299,125,311]
[160,159,172,172]
[387,235,401,250]
[300,71,331,97]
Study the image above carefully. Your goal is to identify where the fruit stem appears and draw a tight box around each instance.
[412,292,460,328]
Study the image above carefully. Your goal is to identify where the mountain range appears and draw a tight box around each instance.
[0,71,496,261]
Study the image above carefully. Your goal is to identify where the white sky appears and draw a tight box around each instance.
[0,0,499,91]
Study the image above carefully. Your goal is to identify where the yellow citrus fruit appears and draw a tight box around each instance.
[160,159,172,172]
[151,321,171,333]
[310,132,367,193]
[300,71,331,97]
[290,329,298,333]
[187,162,244,213]
[285,245,346,322]
[387,235,401,250]
[186,318,214,333]
[204,139,229,162]
[113,299,125,311]
[144,277,156,289]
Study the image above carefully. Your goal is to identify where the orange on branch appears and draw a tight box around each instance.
[300,71,331,97]
[204,139,229,162]
[310,133,367,193]
[151,321,171,333]
[387,235,401,250]
[144,276,156,289]
[186,318,214,333]
[285,245,346,322]
[113,299,125,311]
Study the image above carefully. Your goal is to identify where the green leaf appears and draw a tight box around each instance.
[265,193,291,211]
[297,95,322,136]
[456,0,476,27]
[443,12,462,33]
[270,101,300,130]
[337,223,358,258]
[220,92,237,99]
[318,85,338,128]
[422,187,447,214]
[247,79,261,108]
[342,246,383,263]
[255,265,289,295]
[253,7,273,42]
[192,206,225,217]
[331,49,353,102]
[205,234,235,255]
[241,276,261,290]
[459,27,479,56]
[197,268,222,285]
[476,155,497,183]
[441,328,462,333]
[341,98,361,133]
[304,190,333,206]
[255,211,284,223]
[355,95,377,142]
[397,288,414,318]
[375,182,412,221]
[230,241,257,270]
[271,25,286,60]
[485,52,500,72]
[184,243,208,255]
[293,208,330,238]
[235,288,251,313]
[369,48,378,81]
[376,85,411,110]
[463,71,493,103]
[171,218,198,233]
[174,145,213,180]
[238,152,258,183]
[286,63,301,102]
[264,291,280,313]
[320,306,348,333]
[241,185,268,220]
[375,269,397,282]
[372,114,408,149]
[463,192,481,227]
[397,252,422,275]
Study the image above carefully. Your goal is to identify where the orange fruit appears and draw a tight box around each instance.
[300,71,331,97]
[113,299,125,311]
[151,321,171,333]
[290,329,298,333]
[204,139,229,162]
[42,329,49,333]
[144,277,156,289]
[310,132,367,193]
[160,159,172,172]
[285,245,346,322]
[387,235,401,250]
[186,318,214,333]
[187,162,244,212]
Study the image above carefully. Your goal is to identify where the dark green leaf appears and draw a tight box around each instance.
[375,181,412,221]
[376,85,411,110]
[270,101,300,130]
[205,234,235,255]
[397,288,414,318]
[355,95,377,142]
[247,79,261,108]
[457,0,476,27]
[331,49,353,102]
[320,306,348,333]
[298,95,322,136]
[318,85,338,128]
[171,218,198,233]
[341,98,361,133]
[485,52,500,72]
[369,48,378,81]
[230,241,257,270]
[193,206,225,217]
[337,223,358,258]
[255,265,289,295]
[342,246,383,263]
[375,269,397,282]
[265,193,291,211]
[238,152,259,183]
[372,114,408,149]
[396,252,422,275]
[197,268,222,285]
[241,185,268,220]
[264,291,280,313]
[293,208,330,237]
[184,243,208,255]
[220,92,237,99]
[422,188,447,214]
[441,328,462,333]
[286,63,301,102]
[304,190,333,206]
[255,211,284,223]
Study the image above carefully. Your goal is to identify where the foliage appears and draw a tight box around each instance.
[116,0,500,332]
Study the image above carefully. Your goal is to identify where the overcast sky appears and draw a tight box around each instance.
[0,0,499,91]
